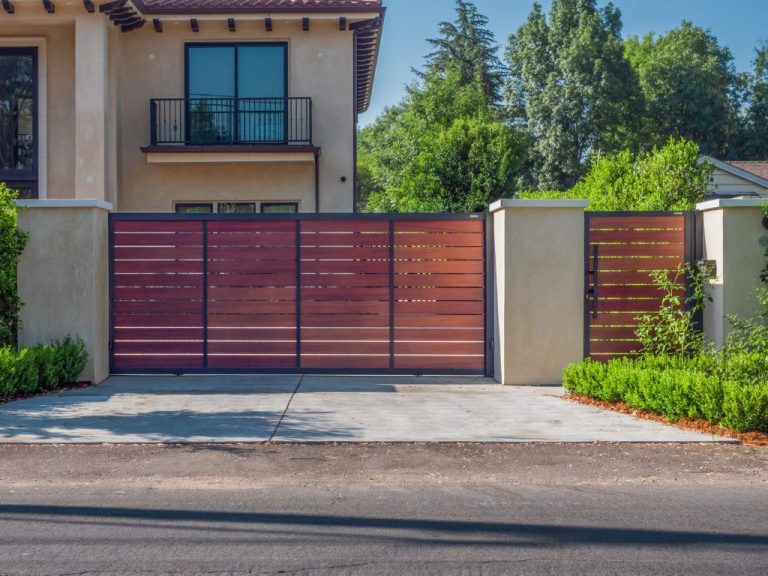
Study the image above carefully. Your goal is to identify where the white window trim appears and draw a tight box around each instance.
[173,201,300,213]
[0,37,47,199]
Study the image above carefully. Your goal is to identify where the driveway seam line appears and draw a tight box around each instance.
[268,374,305,443]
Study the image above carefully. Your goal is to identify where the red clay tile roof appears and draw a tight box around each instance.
[135,0,383,13]
[727,161,768,182]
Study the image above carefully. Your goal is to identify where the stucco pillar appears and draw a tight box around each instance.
[697,198,767,347]
[17,200,112,384]
[75,15,108,201]
[491,199,588,385]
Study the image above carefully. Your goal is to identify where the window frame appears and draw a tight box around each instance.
[260,202,299,214]
[175,201,299,214]
[175,203,214,214]
[0,47,38,198]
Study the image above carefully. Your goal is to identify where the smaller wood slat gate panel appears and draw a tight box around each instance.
[585,213,693,361]
[110,215,489,375]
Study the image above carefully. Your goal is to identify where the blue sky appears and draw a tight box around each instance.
[359,0,768,125]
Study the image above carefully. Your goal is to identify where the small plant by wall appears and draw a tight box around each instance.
[0,183,28,347]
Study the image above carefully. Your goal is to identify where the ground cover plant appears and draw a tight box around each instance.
[563,260,768,434]
[0,337,88,400]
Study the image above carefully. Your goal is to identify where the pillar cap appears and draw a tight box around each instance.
[696,197,767,211]
[490,199,589,212]
[16,199,113,211]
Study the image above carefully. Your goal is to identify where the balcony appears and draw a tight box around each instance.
[143,97,317,164]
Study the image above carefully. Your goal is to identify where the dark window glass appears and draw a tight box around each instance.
[261,202,298,214]
[186,44,287,144]
[175,203,214,214]
[0,48,37,198]
[219,202,257,214]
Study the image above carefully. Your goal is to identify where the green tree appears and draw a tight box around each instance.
[732,41,768,159]
[625,21,739,157]
[0,183,28,347]
[425,0,505,105]
[520,138,712,211]
[506,0,643,190]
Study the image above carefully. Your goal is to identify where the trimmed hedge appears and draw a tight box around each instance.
[0,337,88,399]
[563,354,768,433]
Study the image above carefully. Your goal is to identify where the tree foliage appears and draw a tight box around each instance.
[624,21,739,157]
[0,183,28,347]
[732,41,768,160]
[505,0,642,190]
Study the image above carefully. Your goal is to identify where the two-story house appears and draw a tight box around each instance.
[1,0,384,213]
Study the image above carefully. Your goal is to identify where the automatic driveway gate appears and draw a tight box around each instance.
[109,214,490,375]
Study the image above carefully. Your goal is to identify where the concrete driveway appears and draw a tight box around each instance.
[0,375,728,444]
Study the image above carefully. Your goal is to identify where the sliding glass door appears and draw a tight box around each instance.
[186,44,287,145]
[0,48,37,198]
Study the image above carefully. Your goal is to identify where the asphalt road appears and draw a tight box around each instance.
[1,443,767,575]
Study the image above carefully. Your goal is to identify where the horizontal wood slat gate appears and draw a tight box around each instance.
[110,214,490,375]
[585,212,696,361]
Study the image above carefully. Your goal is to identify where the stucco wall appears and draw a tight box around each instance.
[116,20,355,212]
[0,23,75,199]
[492,200,587,385]
[699,200,767,347]
[17,203,110,384]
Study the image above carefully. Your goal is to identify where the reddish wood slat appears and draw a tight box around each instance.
[301,341,390,355]
[589,352,641,361]
[208,221,295,233]
[395,301,485,315]
[301,246,390,260]
[115,341,204,355]
[395,342,485,356]
[589,340,644,354]
[114,221,203,233]
[300,232,389,247]
[301,355,390,369]
[395,247,483,261]
[596,299,681,313]
[208,273,296,287]
[588,216,684,230]
[394,355,484,370]
[114,246,203,260]
[208,327,296,340]
[395,220,484,233]
[395,287,484,301]
[302,260,389,274]
[207,356,297,369]
[598,285,684,299]
[207,341,296,355]
[113,300,202,315]
[395,328,484,342]
[113,232,203,247]
[207,260,296,274]
[301,274,389,288]
[393,233,483,247]
[208,301,296,315]
[395,260,484,274]
[113,355,204,369]
[207,247,296,260]
[301,314,389,328]
[596,271,679,285]
[207,232,296,247]
[301,328,390,341]
[589,229,685,243]
[114,287,203,301]
[589,312,649,326]
[114,328,203,341]
[113,314,203,328]
[302,301,390,315]
[114,260,203,274]
[207,287,296,301]
[395,314,485,329]
[301,221,389,234]
[207,314,296,328]
[593,243,685,257]
[300,287,389,301]
[395,273,485,288]
[114,274,204,288]
[589,327,640,340]
[590,256,684,272]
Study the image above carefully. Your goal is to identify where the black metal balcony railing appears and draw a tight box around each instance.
[149,97,312,147]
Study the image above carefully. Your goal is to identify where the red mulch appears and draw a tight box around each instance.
[0,381,93,406]
[565,393,768,447]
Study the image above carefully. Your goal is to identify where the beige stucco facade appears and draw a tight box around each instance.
[698,199,768,347]
[491,200,588,386]
[1,2,377,212]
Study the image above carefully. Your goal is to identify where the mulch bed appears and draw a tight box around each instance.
[566,392,768,447]
[0,381,93,407]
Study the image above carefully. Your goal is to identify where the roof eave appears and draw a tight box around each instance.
[131,0,385,15]
[700,156,768,189]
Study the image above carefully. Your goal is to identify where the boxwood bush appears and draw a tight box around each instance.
[0,337,88,400]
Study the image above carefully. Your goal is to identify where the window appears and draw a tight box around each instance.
[0,48,37,198]
[175,202,292,214]
[186,43,287,144]
[261,202,298,214]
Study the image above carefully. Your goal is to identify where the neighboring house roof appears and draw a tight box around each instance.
[126,0,384,114]
[134,0,383,13]
[700,156,768,189]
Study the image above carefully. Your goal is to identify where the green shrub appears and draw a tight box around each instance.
[29,344,64,390]
[14,348,39,394]
[0,183,29,347]
[55,336,88,384]
[0,347,16,397]
[721,381,768,432]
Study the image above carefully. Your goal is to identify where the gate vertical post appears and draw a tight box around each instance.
[484,212,494,378]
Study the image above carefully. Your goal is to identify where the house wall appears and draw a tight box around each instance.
[116,19,355,213]
[709,169,767,197]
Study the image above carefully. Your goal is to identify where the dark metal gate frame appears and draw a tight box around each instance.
[583,210,700,359]
[109,212,495,377]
